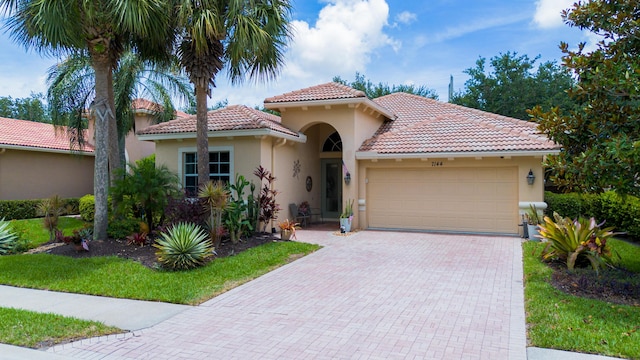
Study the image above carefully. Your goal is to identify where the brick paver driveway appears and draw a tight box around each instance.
[50,230,526,359]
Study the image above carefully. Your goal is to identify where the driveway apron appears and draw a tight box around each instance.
[49,230,526,359]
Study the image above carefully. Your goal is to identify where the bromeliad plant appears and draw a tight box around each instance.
[539,212,619,272]
[154,222,213,271]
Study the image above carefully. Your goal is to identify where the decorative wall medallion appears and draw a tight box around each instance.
[293,159,301,179]
[306,176,313,192]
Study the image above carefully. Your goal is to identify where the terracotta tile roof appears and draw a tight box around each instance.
[132,98,190,118]
[264,82,367,103]
[0,117,94,153]
[359,93,559,154]
[137,105,300,138]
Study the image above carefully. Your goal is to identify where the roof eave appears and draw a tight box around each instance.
[137,128,307,143]
[0,144,95,156]
[355,149,561,160]
[264,97,397,120]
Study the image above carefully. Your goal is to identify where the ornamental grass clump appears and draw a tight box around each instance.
[0,218,18,255]
[539,212,618,272]
[154,222,213,271]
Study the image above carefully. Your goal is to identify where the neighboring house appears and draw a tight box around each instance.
[138,82,560,235]
[0,99,177,201]
[0,117,94,200]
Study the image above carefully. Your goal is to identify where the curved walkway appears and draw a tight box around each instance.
[38,230,527,359]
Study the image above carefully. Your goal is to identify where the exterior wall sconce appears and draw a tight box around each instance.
[527,169,535,185]
[344,172,351,185]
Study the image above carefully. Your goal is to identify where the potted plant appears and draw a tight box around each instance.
[526,204,542,241]
[340,198,354,233]
[278,219,300,240]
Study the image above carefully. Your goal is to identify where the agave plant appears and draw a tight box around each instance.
[0,218,18,255]
[153,222,213,270]
[539,212,618,272]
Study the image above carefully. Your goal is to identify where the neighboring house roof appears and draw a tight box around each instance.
[0,117,94,155]
[264,82,396,120]
[132,98,190,118]
[357,92,560,159]
[137,105,306,142]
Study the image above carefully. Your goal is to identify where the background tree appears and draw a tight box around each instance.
[174,0,293,188]
[47,51,194,165]
[451,52,576,120]
[1,0,173,240]
[333,72,439,100]
[529,0,640,196]
[0,93,50,122]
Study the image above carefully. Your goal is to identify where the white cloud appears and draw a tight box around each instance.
[533,0,574,29]
[395,11,417,25]
[284,0,397,83]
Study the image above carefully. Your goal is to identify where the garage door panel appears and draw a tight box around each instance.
[368,167,518,234]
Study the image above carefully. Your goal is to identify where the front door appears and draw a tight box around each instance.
[321,159,342,219]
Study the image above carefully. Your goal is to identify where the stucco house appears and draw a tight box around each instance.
[0,99,176,201]
[138,82,560,235]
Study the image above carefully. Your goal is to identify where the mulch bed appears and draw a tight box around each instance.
[32,232,280,269]
[548,261,640,307]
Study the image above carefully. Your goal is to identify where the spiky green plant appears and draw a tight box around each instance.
[198,180,229,249]
[0,218,18,255]
[154,222,213,271]
[539,212,618,272]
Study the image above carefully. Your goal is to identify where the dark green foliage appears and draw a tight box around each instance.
[451,52,576,120]
[153,222,213,271]
[223,174,253,243]
[545,191,640,239]
[333,72,438,100]
[0,198,80,220]
[530,1,640,196]
[79,195,95,222]
[107,218,140,240]
[110,155,180,230]
[0,93,50,122]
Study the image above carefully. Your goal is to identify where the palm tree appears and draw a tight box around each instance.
[1,0,173,240]
[173,0,293,186]
[47,50,194,167]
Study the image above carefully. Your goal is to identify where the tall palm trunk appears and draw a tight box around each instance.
[91,58,112,241]
[196,85,209,187]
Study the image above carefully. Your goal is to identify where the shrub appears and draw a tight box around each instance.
[539,212,618,272]
[199,181,229,248]
[153,222,213,270]
[79,195,95,222]
[254,166,279,233]
[107,218,140,240]
[544,192,584,219]
[110,155,180,230]
[163,194,206,228]
[0,198,80,220]
[37,195,65,242]
[0,218,18,255]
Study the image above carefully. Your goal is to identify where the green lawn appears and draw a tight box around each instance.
[523,239,640,359]
[0,240,320,304]
[0,307,121,348]
[9,217,87,249]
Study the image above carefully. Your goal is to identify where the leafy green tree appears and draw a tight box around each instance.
[529,0,640,196]
[173,0,293,187]
[0,93,50,122]
[1,0,174,240]
[333,72,438,100]
[451,52,576,120]
[47,51,194,165]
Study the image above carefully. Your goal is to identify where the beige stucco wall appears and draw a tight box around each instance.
[277,105,385,225]
[125,115,156,163]
[0,148,94,200]
[356,156,546,231]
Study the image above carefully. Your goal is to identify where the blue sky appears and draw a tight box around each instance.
[0,0,595,109]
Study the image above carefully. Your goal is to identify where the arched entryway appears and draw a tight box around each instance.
[320,131,343,219]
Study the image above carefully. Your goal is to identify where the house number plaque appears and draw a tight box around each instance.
[431,161,444,167]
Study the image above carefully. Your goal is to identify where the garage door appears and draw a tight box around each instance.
[367,167,518,234]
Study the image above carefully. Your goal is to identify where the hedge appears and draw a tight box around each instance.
[0,197,80,220]
[545,191,640,239]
